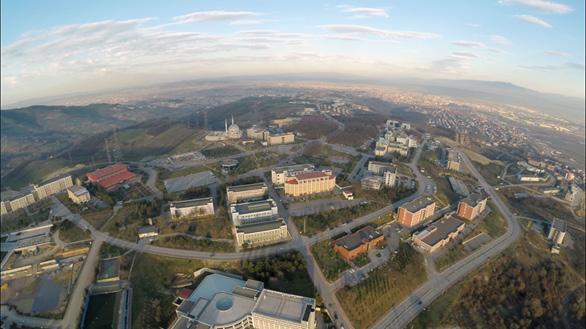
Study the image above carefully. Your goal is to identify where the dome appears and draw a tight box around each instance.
[228,124,240,132]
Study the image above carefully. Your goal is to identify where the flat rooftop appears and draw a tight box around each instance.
[233,199,275,215]
[417,216,464,247]
[236,218,286,234]
[253,289,314,323]
[6,224,53,243]
[226,182,267,193]
[551,218,567,232]
[171,197,213,208]
[272,163,314,174]
[461,192,487,207]
[334,226,382,251]
[402,197,435,213]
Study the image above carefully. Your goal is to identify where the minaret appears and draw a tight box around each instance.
[225,118,228,134]
[231,115,234,125]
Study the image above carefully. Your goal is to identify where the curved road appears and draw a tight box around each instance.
[372,147,522,329]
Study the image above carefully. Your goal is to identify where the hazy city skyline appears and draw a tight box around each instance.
[1,0,585,106]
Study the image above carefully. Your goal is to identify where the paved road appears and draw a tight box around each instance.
[372,148,522,329]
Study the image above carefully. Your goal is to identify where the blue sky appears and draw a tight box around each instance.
[1,0,584,105]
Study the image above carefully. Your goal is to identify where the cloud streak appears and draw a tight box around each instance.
[173,11,260,24]
[513,14,552,28]
[337,5,389,18]
[499,0,572,14]
[318,24,439,40]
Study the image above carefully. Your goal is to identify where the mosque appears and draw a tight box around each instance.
[205,116,243,141]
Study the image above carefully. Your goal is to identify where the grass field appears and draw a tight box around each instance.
[152,236,235,252]
[200,145,240,158]
[473,161,504,186]
[82,292,120,329]
[310,240,350,281]
[56,220,91,243]
[337,243,427,328]
[157,212,232,239]
[83,208,114,230]
[0,200,52,233]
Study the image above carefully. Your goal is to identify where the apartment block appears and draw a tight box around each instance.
[413,216,465,253]
[456,192,488,221]
[397,197,436,228]
[334,226,384,261]
[67,185,91,204]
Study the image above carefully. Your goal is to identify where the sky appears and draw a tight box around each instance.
[1,0,585,106]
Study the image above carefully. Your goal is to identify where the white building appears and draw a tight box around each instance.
[170,197,215,219]
[271,164,315,186]
[205,116,243,141]
[169,273,316,329]
[230,199,279,225]
[67,185,91,204]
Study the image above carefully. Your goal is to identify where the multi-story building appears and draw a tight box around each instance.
[0,202,7,216]
[367,161,395,175]
[246,125,295,145]
[86,163,137,191]
[361,176,383,190]
[284,170,336,197]
[170,197,215,219]
[456,192,488,221]
[226,182,268,204]
[235,218,289,248]
[383,169,397,187]
[456,132,470,146]
[7,193,36,213]
[446,149,461,172]
[230,199,279,225]
[333,226,384,261]
[266,132,295,145]
[413,216,465,253]
[397,197,436,228]
[271,164,315,186]
[33,176,74,200]
[548,218,567,245]
[67,185,91,204]
[169,273,316,329]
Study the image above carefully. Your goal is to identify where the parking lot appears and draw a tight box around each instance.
[288,197,364,216]
[163,171,217,193]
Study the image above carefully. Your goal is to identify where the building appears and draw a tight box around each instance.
[235,218,289,248]
[341,187,354,200]
[33,176,74,200]
[397,197,436,228]
[86,163,136,191]
[284,170,336,197]
[205,116,243,141]
[383,169,397,187]
[4,224,53,252]
[447,176,470,196]
[446,149,461,172]
[456,192,488,221]
[6,193,36,213]
[170,197,215,219]
[565,185,584,206]
[67,185,91,204]
[138,225,159,239]
[367,161,395,175]
[455,132,471,146]
[169,273,316,329]
[226,182,268,204]
[271,164,315,186]
[413,216,465,253]
[230,199,279,225]
[333,226,384,261]
[97,258,120,283]
[361,176,383,190]
[548,218,567,245]
[246,126,266,140]
[266,132,295,145]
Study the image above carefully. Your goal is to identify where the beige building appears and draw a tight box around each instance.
[266,132,295,145]
[0,202,7,216]
[226,182,268,204]
[170,197,215,219]
[67,185,91,204]
[33,176,74,200]
[413,216,465,253]
[8,193,36,213]
[446,149,461,172]
[367,161,395,175]
[284,170,336,197]
[235,218,289,248]
[271,164,315,186]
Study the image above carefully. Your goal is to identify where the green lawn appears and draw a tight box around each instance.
[353,253,370,268]
[56,220,91,243]
[337,243,427,329]
[311,240,350,281]
[200,145,240,158]
[152,236,235,252]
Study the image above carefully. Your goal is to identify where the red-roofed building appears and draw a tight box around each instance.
[284,169,336,197]
[86,163,137,191]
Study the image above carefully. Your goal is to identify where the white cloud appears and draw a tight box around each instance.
[544,50,571,57]
[337,5,389,18]
[499,0,572,14]
[452,51,479,59]
[451,40,502,53]
[490,35,510,45]
[513,14,552,28]
[173,11,260,24]
[520,62,585,71]
[318,24,439,40]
